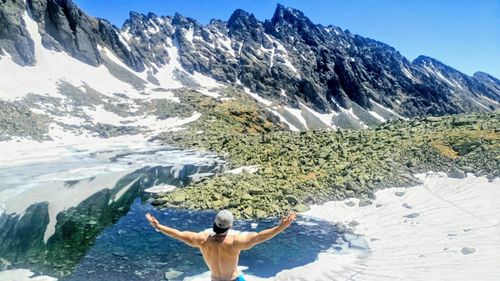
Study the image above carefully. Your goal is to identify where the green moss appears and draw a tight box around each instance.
[154,92,499,219]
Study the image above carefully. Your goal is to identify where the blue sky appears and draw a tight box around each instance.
[74,0,499,78]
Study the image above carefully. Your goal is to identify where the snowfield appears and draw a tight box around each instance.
[282,173,500,281]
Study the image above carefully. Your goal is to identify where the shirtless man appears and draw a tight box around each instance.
[145,210,296,281]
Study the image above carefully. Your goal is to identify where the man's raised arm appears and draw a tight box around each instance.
[145,213,204,247]
[235,213,296,250]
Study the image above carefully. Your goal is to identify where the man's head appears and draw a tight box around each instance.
[213,210,234,235]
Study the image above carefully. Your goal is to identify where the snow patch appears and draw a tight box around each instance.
[225,165,259,175]
[242,86,273,106]
[285,106,308,130]
[370,99,408,120]
[268,109,300,132]
[0,269,57,281]
[0,12,138,100]
[368,110,387,122]
[294,173,500,281]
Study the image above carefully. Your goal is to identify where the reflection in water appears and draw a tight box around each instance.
[0,147,224,278]
[68,200,359,281]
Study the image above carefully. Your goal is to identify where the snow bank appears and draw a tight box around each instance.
[0,269,57,281]
[281,173,500,281]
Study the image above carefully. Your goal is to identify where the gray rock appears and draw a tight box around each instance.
[395,191,405,197]
[358,198,372,207]
[348,220,359,227]
[448,167,466,179]
[403,213,420,218]
[461,247,476,255]
[284,195,299,205]
[344,200,356,207]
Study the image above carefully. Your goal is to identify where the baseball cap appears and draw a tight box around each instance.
[213,210,234,234]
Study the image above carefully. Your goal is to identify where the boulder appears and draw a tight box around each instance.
[284,195,299,205]
[358,198,372,207]
[448,167,466,179]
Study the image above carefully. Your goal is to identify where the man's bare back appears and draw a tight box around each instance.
[146,211,296,281]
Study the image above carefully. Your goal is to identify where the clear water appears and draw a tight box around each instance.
[68,199,354,281]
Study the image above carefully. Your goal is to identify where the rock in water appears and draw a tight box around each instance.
[165,269,184,280]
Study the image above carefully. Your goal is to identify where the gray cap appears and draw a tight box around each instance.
[213,210,234,234]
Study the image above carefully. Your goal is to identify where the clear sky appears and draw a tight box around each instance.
[74,0,499,78]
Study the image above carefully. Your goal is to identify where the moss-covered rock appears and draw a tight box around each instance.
[154,95,499,219]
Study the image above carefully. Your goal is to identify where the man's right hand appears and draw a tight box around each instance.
[279,213,297,229]
[145,213,160,229]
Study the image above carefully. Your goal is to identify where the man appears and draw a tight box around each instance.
[145,210,297,281]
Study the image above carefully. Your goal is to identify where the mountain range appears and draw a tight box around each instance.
[0,0,499,139]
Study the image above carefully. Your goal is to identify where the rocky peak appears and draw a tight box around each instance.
[474,72,500,96]
[172,12,194,29]
[227,9,261,38]
[268,4,323,46]
[271,4,311,27]
[473,71,499,83]
[413,55,451,70]
[126,11,146,25]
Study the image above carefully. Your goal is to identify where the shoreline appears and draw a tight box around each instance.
[1,173,498,280]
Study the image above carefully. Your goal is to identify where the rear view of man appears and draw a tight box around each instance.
[145,210,297,281]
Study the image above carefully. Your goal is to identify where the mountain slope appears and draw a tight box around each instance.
[0,0,498,140]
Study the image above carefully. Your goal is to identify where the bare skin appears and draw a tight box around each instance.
[146,212,296,281]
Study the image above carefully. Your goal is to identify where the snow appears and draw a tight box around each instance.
[100,46,148,82]
[472,99,489,110]
[402,66,414,80]
[225,165,259,175]
[0,110,202,168]
[299,102,337,129]
[424,65,462,89]
[268,109,300,132]
[196,88,220,98]
[282,57,299,76]
[368,110,387,122]
[153,41,185,89]
[136,112,202,132]
[237,41,243,56]
[144,184,178,193]
[370,99,408,120]
[0,269,57,281]
[83,105,127,126]
[191,71,223,89]
[285,106,308,130]
[242,86,273,106]
[185,27,194,43]
[269,46,275,68]
[284,173,500,281]
[481,95,500,105]
[143,90,180,103]
[0,12,138,100]
[218,35,234,56]
[117,33,131,51]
